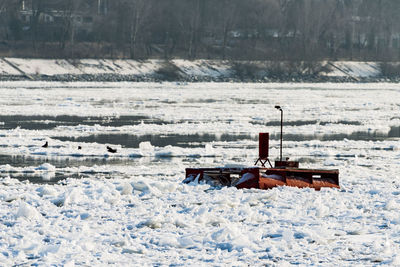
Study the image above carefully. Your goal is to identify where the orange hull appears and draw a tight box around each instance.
[185,167,339,190]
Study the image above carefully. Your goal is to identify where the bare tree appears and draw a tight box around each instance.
[187,0,201,59]
[30,0,44,52]
[129,0,150,59]
[59,0,75,50]
[0,0,11,41]
[217,0,237,60]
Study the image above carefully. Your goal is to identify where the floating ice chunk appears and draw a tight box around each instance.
[310,150,330,157]
[236,172,255,186]
[39,244,61,256]
[381,238,394,258]
[131,180,151,192]
[139,141,154,154]
[346,228,367,236]
[182,174,196,184]
[140,217,163,229]
[0,164,13,172]
[152,182,177,193]
[120,183,133,195]
[122,246,146,254]
[178,236,195,248]
[193,173,201,184]
[174,218,189,228]
[390,255,400,265]
[130,179,162,196]
[16,202,42,220]
[324,159,337,166]
[384,199,398,211]
[211,226,256,252]
[315,204,329,218]
[58,188,85,206]
[282,229,294,243]
[155,235,179,247]
[37,185,57,197]
[81,241,96,251]
[243,190,279,205]
[111,240,126,247]
[0,177,20,186]
[35,163,56,172]
[41,172,56,181]
[211,227,236,243]
[205,143,214,154]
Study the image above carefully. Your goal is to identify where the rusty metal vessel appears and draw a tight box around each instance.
[184,131,339,190]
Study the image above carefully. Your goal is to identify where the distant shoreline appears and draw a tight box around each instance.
[1,74,398,83]
[0,58,398,83]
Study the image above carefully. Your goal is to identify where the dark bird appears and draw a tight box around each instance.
[107,146,117,153]
[42,141,48,148]
[78,146,82,150]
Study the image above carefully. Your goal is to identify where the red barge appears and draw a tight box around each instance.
[184,107,339,190]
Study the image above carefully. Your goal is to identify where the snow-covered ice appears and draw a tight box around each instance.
[0,81,400,265]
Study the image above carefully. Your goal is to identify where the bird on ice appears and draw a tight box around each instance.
[107,146,117,153]
[42,141,48,148]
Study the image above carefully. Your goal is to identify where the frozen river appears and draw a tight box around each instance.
[1,81,400,265]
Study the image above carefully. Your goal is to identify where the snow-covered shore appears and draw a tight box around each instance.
[0,58,392,82]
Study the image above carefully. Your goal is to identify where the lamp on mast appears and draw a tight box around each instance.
[275,105,283,162]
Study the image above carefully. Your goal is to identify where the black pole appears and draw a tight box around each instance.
[280,108,283,161]
[275,106,283,161]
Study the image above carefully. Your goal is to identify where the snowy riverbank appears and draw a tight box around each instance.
[0,58,395,82]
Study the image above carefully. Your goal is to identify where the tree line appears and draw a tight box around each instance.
[1,0,400,61]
